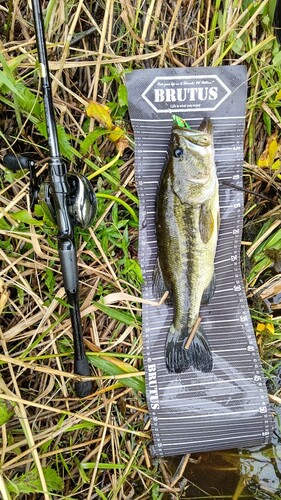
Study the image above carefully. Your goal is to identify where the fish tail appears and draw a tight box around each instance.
[166,326,213,373]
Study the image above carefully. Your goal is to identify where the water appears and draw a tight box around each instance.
[164,406,281,499]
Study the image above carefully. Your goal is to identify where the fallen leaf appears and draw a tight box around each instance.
[256,322,275,334]
[86,101,113,129]
[258,132,279,167]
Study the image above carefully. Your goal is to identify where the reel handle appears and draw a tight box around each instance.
[3,153,39,210]
[3,153,33,171]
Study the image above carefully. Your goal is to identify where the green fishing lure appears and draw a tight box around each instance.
[172,114,191,129]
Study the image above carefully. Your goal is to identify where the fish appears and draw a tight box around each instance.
[154,117,219,373]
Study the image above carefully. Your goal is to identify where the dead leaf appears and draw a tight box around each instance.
[115,136,129,155]
[0,278,9,314]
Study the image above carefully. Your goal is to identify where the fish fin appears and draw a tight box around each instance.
[201,273,216,304]
[166,325,213,373]
[153,258,172,303]
[198,117,212,135]
[199,204,214,244]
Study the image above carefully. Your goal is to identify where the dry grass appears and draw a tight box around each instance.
[0,1,280,499]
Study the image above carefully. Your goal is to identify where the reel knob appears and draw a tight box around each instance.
[3,153,34,171]
[3,153,38,210]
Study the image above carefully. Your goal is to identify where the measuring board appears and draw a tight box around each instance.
[126,66,272,456]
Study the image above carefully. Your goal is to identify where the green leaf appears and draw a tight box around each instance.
[36,201,56,227]
[0,218,11,231]
[263,111,271,136]
[45,268,56,295]
[88,353,145,394]
[118,84,128,107]
[92,300,138,326]
[96,193,138,222]
[0,70,22,97]
[273,51,281,68]
[14,81,42,118]
[232,37,245,56]
[94,486,108,500]
[0,398,15,425]
[247,255,272,284]
[10,210,43,226]
[37,122,74,160]
[80,128,109,154]
[44,468,63,492]
[152,483,164,500]
[7,468,63,495]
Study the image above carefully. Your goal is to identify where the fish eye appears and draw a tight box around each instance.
[173,147,184,159]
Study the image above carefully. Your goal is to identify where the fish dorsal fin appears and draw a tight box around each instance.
[199,203,214,244]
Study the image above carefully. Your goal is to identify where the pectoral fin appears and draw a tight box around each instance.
[199,204,214,244]
[202,273,216,304]
[153,258,172,303]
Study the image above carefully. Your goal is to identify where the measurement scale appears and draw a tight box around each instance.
[126,66,272,456]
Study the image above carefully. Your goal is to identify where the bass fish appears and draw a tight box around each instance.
[155,117,219,373]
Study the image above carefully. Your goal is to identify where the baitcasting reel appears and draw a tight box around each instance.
[3,153,97,229]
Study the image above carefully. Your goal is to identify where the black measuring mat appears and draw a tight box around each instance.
[126,66,272,456]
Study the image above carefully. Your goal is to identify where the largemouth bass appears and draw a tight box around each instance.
[155,117,219,373]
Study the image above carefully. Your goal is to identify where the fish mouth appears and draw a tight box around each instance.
[173,128,211,147]
[174,127,205,138]
[173,118,213,146]
[173,117,213,136]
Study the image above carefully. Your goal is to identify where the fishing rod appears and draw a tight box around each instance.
[4,0,97,397]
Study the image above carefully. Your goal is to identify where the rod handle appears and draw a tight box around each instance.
[74,358,93,397]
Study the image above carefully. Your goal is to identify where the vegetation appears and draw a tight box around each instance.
[0,1,280,499]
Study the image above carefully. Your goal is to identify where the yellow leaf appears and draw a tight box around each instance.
[272,159,281,170]
[266,323,275,335]
[275,89,281,101]
[268,139,279,165]
[257,132,279,168]
[256,322,275,335]
[86,101,113,129]
[108,126,125,142]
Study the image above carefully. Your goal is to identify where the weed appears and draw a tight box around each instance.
[0,1,280,499]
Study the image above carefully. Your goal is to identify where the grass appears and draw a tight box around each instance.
[0,0,281,499]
